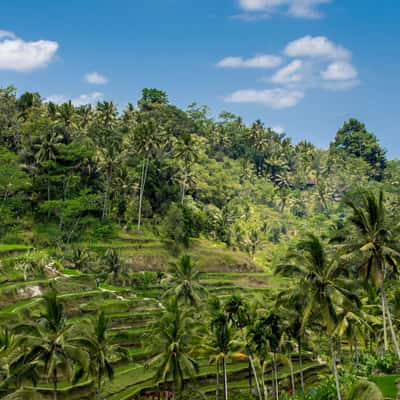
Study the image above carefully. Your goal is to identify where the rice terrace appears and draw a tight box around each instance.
[0,1,400,399]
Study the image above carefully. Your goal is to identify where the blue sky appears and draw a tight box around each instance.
[1,0,399,156]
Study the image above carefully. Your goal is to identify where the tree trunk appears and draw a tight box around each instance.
[249,354,262,399]
[102,172,111,220]
[216,360,220,400]
[261,361,268,400]
[47,173,51,219]
[181,170,187,204]
[248,360,252,393]
[381,288,388,352]
[138,157,149,231]
[382,285,400,361]
[223,356,228,400]
[297,337,305,394]
[53,368,58,400]
[273,354,279,400]
[330,337,342,400]
[289,353,295,395]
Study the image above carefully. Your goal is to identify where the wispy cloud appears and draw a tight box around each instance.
[217,54,282,69]
[321,61,358,81]
[271,59,304,84]
[236,0,332,19]
[85,71,108,85]
[46,92,103,106]
[284,35,350,60]
[225,88,304,109]
[0,29,58,72]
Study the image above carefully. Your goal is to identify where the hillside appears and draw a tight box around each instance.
[1,87,400,399]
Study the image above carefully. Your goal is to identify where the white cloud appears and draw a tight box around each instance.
[0,30,58,72]
[237,0,331,19]
[321,61,358,81]
[46,92,103,106]
[217,54,282,69]
[85,71,108,85]
[224,88,304,109]
[0,30,16,40]
[271,59,304,84]
[284,35,350,60]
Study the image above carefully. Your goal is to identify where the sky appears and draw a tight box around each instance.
[0,0,399,156]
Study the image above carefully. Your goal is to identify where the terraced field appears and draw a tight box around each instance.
[0,235,330,399]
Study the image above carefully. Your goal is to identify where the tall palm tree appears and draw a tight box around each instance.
[96,132,124,220]
[34,128,62,214]
[75,311,128,400]
[164,255,206,307]
[133,119,163,230]
[275,289,308,395]
[340,190,400,360]
[247,316,270,400]
[224,295,262,399]
[146,299,199,396]
[174,133,200,203]
[276,234,359,400]
[16,290,88,400]
[95,101,117,129]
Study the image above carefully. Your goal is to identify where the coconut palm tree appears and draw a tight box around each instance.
[74,311,128,400]
[146,299,199,397]
[206,297,237,400]
[276,234,360,400]
[133,119,163,231]
[275,289,308,395]
[164,255,206,307]
[34,128,62,214]
[224,295,262,399]
[174,133,201,203]
[102,249,130,286]
[16,290,88,400]
[339,190,400,360]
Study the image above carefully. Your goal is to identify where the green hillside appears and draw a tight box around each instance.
[1,87,400,399]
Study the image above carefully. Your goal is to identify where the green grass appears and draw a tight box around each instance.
[369,375,399,399]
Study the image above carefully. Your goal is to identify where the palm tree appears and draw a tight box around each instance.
[224,295,262,399]
[75,311,128,400]
[96,133,124,220]
[146,299,199,396]
[133,119,163,231]
[340,190,400,360]
[174,133,200,203]
[247,316,270,400]
[56,101,77,142]
[95,101,117,129]
[164,255,206,307]
[34,128,62,214]
[16,290,88,400]
[276,234,359,400]
[275,289,308,395]
[102,249,130,286]
[208,302,233,400]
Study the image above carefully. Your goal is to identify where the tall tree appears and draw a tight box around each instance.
[146,300,199,395]
[133,119,163,230]
[340,190,400,359]
[331,119,387,180]
[16,290,88,400]
[277,234,360,400]
[75,311,128,400]
[164,255,206,307]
